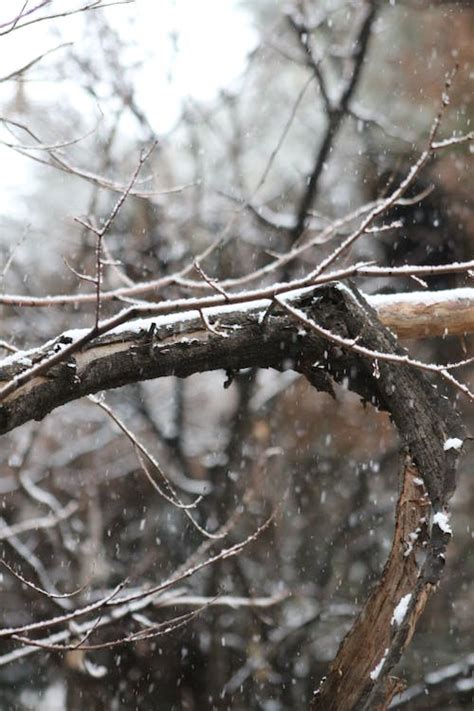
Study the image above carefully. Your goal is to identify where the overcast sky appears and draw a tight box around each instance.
[1,1,256,126]
[0,0,257,215]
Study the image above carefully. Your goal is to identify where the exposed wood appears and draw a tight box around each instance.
[367,287,474,338]
[311,460,431,711]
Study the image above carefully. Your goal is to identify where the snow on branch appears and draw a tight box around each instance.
[0,284,472,438]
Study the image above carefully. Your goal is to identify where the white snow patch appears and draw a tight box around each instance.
[16,356,33,366]
[0,328,89,369]
[111,298,275,335]
[0,299,275,369]
[391,594,412,627]
[443,437,463,452]
[370,648,389,680]
[0,347,38,369]
[60,328,89,341]
[367,287,474,307]
[433,511,452,535]
[404,528,420,557]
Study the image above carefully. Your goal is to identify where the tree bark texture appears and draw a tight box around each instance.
[368,287,474,339]
[0,283,465,708]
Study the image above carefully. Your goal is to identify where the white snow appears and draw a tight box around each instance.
[0,299,273,370]
[111,298,274,336]
[0,347,37,369]
[370,648,389,680]
[433,511,452,535]
[404,528,422,557]
[0,329,89,370]
[443,437,463,452]
[1,285,471,374]
[367,287,474,306]
[0,284,324,371]
[16,356,33,366]
[59,328,89,342]
[391,593,412,626]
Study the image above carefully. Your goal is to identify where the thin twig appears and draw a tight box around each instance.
[308,67,460,279]
[0,43,72,83]
[0,0,134,37]
[291,2,378,240]
[274,295,474,402]
[90,397,233,540]
[0,559,85,599]
[75,141,158,327]
[0,508,277,640]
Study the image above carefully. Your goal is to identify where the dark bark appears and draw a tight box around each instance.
[0,283,464,709]
[0,285,463,504]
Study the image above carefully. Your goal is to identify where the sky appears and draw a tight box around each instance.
[0,0,257,128]
[0,0,257,214]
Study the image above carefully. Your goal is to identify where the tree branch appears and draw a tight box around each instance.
[0,286,472,436]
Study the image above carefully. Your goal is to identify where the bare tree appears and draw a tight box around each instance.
[0,1,472,709]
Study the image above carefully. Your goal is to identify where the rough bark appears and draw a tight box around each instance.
[311,459,432,711]
[0,283,465,708]
[0,287,349,435]
[0,285,466,452]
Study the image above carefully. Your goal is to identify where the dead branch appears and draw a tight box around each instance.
[0,284,470,434]
[311,459,431,710]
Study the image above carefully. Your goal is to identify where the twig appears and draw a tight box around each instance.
[251,73,315,198]
[0,0,134,37]
[0,559,85,599]
[286,13,332,112]
[90,396,232,540]
[290,2,378,240]
[75,141,158,328]
[193,261,230,300]
[308,67,461,279]
[0,43,72,83]
[1,121,186,199]
[0,509,277,640]
[274,295,474,401]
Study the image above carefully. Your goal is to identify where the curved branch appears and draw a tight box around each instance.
[0,286,470,439]
[0,283,465,708]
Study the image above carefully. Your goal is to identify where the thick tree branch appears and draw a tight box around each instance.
[368,288,474,338]
[0,283,465,707]
[0,286,472,437]
[311,458,428,710]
